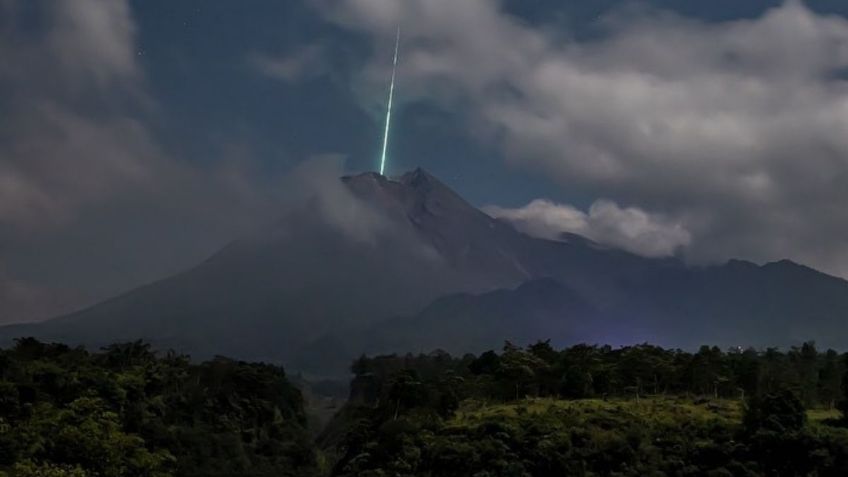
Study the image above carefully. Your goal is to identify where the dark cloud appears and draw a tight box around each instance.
[0,264,94,324]
[318,0,848,277]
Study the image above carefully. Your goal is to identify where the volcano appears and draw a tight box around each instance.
[4,169,848,374]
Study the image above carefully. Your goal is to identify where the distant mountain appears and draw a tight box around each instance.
[292,277,602,374]
[3,169,848,375]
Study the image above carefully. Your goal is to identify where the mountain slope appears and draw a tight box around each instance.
[292,277,602,374]
[0,169,541,362]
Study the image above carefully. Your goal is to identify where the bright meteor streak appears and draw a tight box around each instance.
[379,27,400,176]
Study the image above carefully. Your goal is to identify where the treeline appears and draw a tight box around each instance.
[0,338,318,477]
[348,341,847,408]
[325,341,848,476]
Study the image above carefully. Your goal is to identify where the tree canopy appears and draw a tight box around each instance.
[0,339,318,477]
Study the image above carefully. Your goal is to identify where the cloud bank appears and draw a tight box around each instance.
[486,199,691,258]
[317,0,848,277]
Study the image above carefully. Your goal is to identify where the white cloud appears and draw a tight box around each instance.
[47,0,140,88]
[317,0,848,277]
[0,103,159,225]
[276,156,390,244]
[485,199,691,258]
[0,0,153,227]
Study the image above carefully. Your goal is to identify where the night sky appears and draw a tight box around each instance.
[3,0,848,323]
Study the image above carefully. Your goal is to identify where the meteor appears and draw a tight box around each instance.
[379,27,400,176]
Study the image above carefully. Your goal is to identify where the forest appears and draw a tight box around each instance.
[2,339,848,476]
[0,339,317,477]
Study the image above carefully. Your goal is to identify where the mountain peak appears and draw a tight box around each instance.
[341,170,387,186]
[341,167,438,185]
[342,167,446,192]
[337,168,533,285]
[341,168,477,219]
[399,167,438,188]
[764,259,801,268]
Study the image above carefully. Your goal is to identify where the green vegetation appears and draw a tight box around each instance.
[0,338,318,477]
[325,341,848,476]
[3,338,848,476]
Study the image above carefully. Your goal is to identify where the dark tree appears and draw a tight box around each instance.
[789,341,819,406]
[744,389,807,434]
[818,349,842,410]
[839,353,848,420]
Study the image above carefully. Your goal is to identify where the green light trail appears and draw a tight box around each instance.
[379,27,400,176]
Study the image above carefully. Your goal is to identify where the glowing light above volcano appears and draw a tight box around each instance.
[379,27,400,176]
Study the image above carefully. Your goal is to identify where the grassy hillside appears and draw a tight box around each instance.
[453,396,743,426]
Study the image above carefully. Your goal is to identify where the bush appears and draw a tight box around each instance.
[743,389,806,434]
